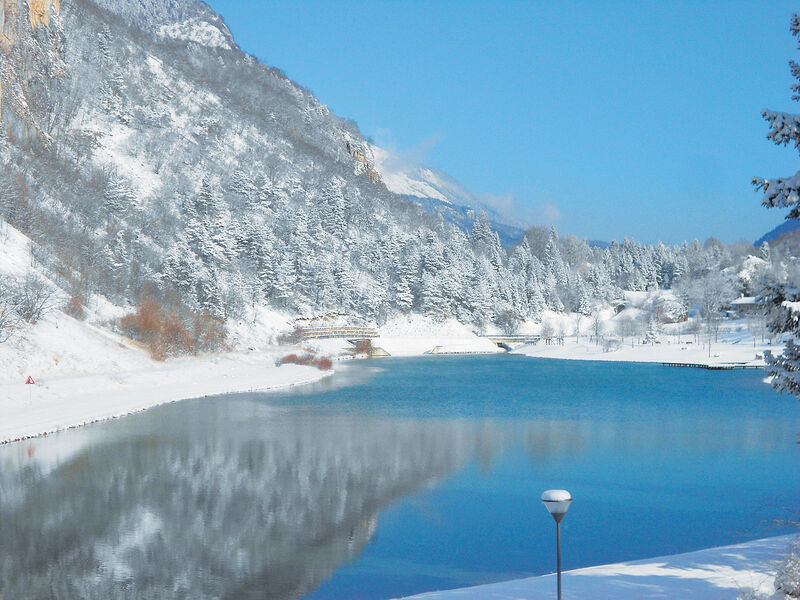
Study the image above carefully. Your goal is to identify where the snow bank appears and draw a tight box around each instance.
[0,353,331,445]
[399,535,797,600]
[0,219,334,444]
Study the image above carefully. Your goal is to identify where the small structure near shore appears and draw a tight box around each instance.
[297,326,379,340]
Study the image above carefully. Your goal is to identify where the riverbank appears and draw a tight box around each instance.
[512,336,771,368]
[399,534,797,600]
[0,353,332,445]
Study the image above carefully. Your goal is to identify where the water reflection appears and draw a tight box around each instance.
[0,400,487,599]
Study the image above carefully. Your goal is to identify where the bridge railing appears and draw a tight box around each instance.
[481,334,542,343]
[298,327,379,340]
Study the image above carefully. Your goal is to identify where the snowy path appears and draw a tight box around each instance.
[0,354,331,444]
[399,535,796,599]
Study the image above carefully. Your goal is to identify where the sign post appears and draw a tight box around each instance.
[25,376,35,402]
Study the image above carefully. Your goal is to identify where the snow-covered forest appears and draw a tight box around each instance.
[0,0,796,352]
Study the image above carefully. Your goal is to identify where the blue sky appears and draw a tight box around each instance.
[208,0,800,245]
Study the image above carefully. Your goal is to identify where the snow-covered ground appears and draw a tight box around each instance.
[509,295,777,367]
[513,335,772,367]
[0,353,331,444]
[399,535,797,600]
[375,315,502,357]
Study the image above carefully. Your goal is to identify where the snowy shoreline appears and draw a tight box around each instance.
[399,534,798,600]
[511,337,770,369]
[0,354,333,446]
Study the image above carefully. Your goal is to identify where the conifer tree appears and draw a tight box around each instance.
[754,14,800,399]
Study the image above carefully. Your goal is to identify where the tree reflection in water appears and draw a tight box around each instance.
[0,397,489,600]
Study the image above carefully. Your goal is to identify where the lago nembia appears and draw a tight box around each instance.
[0,355,797,600]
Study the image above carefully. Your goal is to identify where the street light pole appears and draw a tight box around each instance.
[556,518,562,599]
[542,489,572,600]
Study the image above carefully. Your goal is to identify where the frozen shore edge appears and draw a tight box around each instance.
[398,534,797,600]
[0,356,333,446]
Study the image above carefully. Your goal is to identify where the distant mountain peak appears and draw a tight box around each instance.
[369,143,527,247]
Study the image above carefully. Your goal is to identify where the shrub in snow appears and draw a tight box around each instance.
[64,294,86,321]
[278,353,332,371]
[119,295,227,360]
[276,327,304,345]
[354,339,372,354]
[774,540,800,598]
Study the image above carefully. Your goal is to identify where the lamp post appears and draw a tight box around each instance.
[542,489,572,600]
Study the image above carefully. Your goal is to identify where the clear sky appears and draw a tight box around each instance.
[207,0,800,245]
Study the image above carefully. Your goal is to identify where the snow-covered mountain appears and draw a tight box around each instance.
[754,218,800,247]
[369,144,526,247]
[0,0,788,353]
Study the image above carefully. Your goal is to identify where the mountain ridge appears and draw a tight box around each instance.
[754,218,800,247]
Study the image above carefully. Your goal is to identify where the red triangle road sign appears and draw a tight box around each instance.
[25,376,35,385]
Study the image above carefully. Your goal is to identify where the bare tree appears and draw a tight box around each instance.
[616,315,635,344]
[572,314,583,343]
[591,310,604,345]
[494,310,519,335]
[0,299,20,343]
[746,314,768,345]
[557,322,567,345]
[541,320,555,343]
[0,276,20,342]
[13,273,55,324]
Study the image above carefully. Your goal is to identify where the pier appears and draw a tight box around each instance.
[661,362,763,370]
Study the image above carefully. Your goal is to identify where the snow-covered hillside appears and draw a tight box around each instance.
[0,218,335,442]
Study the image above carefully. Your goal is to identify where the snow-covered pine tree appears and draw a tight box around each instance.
[470,211,495,250]
[754,14,800,400]
[643,318,659,345]
[759,241,771,262]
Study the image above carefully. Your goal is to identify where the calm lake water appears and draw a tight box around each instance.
[0,355,798,600]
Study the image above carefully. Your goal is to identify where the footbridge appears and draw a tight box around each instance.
[298,327,379,341]
[482,334,541,350]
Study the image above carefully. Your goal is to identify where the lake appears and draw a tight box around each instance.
[0,355,798,600]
